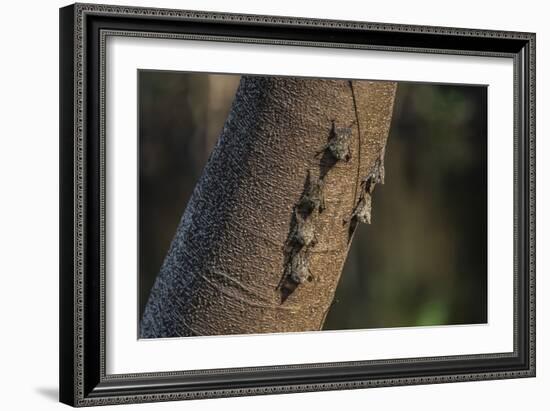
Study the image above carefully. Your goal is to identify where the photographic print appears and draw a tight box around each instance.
[138,72,487,339]
[60,4,535,405]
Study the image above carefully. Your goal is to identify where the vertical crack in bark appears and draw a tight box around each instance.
[349,80,363,207]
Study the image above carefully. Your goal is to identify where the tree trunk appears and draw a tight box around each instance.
[140,76,396,337]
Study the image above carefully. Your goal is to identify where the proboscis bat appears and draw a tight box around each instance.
[317,120,352,162]
[346,159,385,225]
[291,210,317,247]
[288,251,313,284]
[297,171,325,214]
[362,158,385,194]
[350,192,372,224]
[277,250,314,301]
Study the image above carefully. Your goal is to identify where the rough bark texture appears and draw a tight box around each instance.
[140,76,396,337]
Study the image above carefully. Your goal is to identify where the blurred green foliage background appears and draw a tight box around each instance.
[139,71,487,330]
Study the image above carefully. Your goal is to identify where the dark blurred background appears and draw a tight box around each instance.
[138,71,487,330]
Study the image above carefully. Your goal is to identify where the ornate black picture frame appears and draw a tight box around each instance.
[59,3,535,407]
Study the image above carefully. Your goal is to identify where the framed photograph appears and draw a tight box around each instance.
[59,2,536,407]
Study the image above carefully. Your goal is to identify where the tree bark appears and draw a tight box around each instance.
[141,76,396,337]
